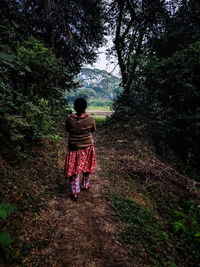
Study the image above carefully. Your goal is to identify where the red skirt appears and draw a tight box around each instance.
[64,145,96,178]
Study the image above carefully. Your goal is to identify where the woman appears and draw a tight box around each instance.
[64,98,96,201]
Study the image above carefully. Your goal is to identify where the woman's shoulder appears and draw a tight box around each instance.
[67,113,77,119]
[84,113,95,121]
[67,113,91,121]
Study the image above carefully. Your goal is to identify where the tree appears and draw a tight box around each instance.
[153,0,200,57]
[108,0,169,92]
[110,0,200,171]
[0,0,108,145]
[4,0,107,74]
[144,41,200,168]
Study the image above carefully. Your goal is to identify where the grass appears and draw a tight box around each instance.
[0,135,64,265]
[93,116,107,127]
[162,198,200,262]
[100,154,175,265]
[69,105,112,112]
[87,105,112,111]
[112,195,174,265]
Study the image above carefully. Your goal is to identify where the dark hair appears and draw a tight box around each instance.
[74,98,87,115]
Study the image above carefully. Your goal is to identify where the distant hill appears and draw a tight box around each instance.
[78,68,121,100]
[65,68,122,106]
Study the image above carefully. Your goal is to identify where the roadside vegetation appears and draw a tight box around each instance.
[1,0,200,266]
[98,118,200,266]
[0,0,107,264]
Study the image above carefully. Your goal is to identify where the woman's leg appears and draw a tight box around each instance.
[69,174,80,195]
[81,172,90,190]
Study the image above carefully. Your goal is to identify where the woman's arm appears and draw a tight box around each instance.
[91,117,96,133]
[65,118,70,132]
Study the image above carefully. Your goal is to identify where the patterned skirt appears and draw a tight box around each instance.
[64,145,96,178]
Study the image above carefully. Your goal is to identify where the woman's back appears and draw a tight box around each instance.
[65,113,96,151]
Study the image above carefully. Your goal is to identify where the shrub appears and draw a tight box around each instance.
[0,202,15,263]
[144,41,200,172]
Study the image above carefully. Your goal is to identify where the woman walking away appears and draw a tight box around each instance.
[64,98,96,202]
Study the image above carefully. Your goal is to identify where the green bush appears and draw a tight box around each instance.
[144,41,200,172]
[114,41,200,175]
[0,37,71,151]
[112,195,173,265]
[0,202,15,262]
[0,83,61,144]
[93,116,106,127]
[171,199,200,260]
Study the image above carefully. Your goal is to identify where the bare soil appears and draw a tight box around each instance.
[21,137,134,267]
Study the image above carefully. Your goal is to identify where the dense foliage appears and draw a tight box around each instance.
[110,0,200,174]
[144,42,200,170]
[108,0,169,91]
[3,0,107,73]
[0,0,107,152]
[0,36,69,150]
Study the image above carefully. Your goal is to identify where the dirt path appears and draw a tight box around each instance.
[24,135,133,267]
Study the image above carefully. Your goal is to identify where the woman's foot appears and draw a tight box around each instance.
[71,193,78,202]
[81,185,91,191]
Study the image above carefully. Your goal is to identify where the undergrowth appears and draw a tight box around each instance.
[0,132,65,264]
[112,195,173,265]
[93,116,107,127]
[98,119,200,266]
[160,198,200,262]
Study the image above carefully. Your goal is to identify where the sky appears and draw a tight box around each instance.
[86,37,121,77]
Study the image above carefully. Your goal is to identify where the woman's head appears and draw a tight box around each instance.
[74,98,87,115]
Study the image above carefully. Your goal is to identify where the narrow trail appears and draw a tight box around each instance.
[25,134,133,267]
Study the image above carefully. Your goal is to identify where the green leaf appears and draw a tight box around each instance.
[0,231,12,246]
[0,209,7,220]
[12,20,19,29]
[172,221,186,232]
[1,60,15,68]
[0,202,15,217]
[194,232,200,238]
[0,105,10,113]
[24,65,31,72]
[10,133,25,141]
[0,50,16,62]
